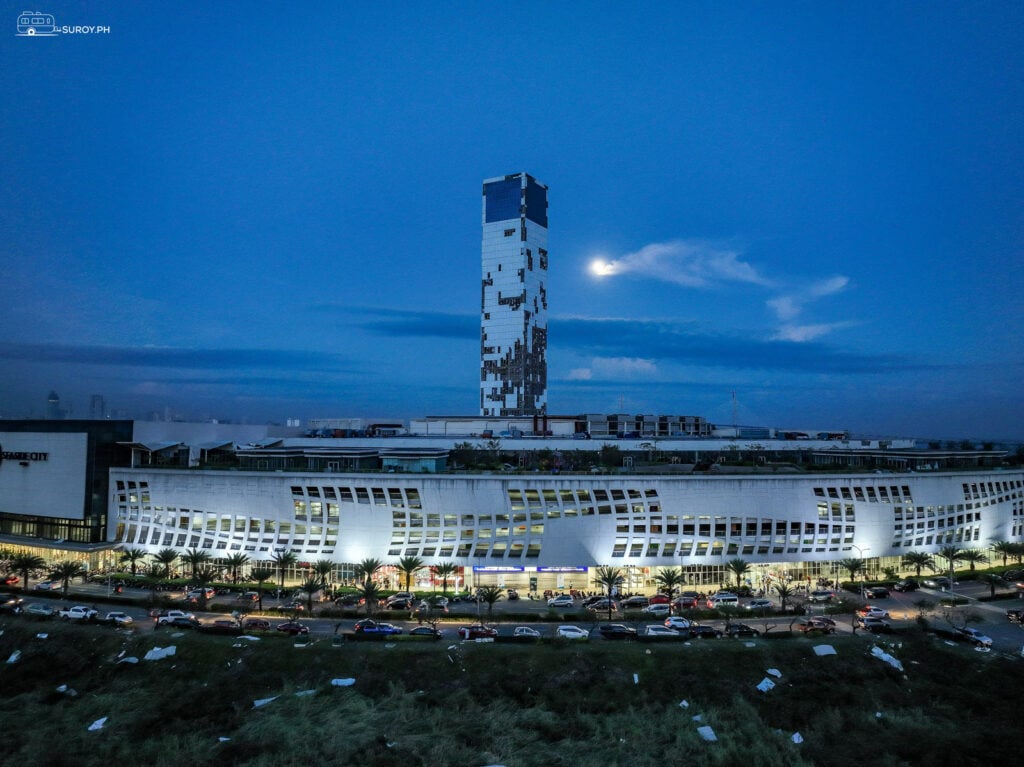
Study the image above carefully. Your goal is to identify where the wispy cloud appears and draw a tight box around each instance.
[590,240,772,288]
[766,276,852,341]
[569,357,658,381]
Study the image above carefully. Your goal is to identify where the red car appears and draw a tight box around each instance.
[2,575,19,585]
[649,594,670,605]
[458,624,498,639]
[276,621,310,636]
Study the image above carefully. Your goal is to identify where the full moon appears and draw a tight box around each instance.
[590,258,617,277]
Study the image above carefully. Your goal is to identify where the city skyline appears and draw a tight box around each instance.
[1,3,1022,439]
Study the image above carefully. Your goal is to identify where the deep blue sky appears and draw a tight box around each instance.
[1,2,1022,439]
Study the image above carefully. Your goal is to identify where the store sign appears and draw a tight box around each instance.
[0,444,51,465]
[472,566,525,573]
[537,566,588,573]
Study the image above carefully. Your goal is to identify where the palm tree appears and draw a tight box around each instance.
[979,572,1005,598]
[48,560,85,598]
[991,540,1016,568]
[838,557,865,582]
[725,558,751,591]
[433,561,457,595]
[182,547,212,578]
[353,557,384,586]
[477,584,504,623]
[594,566,625,621]
[250,566,275,611]
[901,551,936,578]
[937,545,964,582]
[119,547,148,576]
[9,553,46,591]
[223,553,250,584]
[298,577,322,612]
[359,578,382,616]
[312,559,335,591]
[773,582,795,612]
[153,548,179,579]
[396,555,424,594]
[958,549,988,572]
[271,549,298,595]
[654,567,686,616]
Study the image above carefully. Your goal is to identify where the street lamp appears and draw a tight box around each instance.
[852,545,871,598]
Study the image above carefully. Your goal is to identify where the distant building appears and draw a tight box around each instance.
[46,390,64,420]
[480,172,548,418]
[89,394,106,420]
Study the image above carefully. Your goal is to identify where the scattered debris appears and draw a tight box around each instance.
[792,732,804,744]
[633,673,639,685]
[331,678,356,687]
[88,717,108,732]
[117,657,139,664]
[56,684,78,697]
[744,642,757,648]
[766,668,782,678]
[691,714,704,722]
[143,646,177,662]
[294,689,316,697]
[253,696,278,708]
[974,646,991,653]
[238,636,261,642]
[870,646,903,671]
[696,725,717,742]
[36,633,48,639]
[6,650,21,664]
[679,700,690,708]
[756,678,776,693]
[813,644,837,657]
[875,712,883,719]
[218,737,231,743]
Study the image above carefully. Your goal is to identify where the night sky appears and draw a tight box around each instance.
[1,2,1022,439]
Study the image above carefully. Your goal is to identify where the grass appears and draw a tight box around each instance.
[0,618,1021,766]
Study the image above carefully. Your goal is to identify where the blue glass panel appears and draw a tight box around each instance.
[524,178,548,228]
[485,179,522,223]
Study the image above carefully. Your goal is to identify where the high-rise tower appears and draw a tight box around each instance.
[480,172,548,417]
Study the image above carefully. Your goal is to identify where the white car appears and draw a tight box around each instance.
[514,626,541,638]
[857,606,890,619]
[664,616,692,631]
[555,625,589,640]
[34,581,59,591]
[105,611,134,626]
[745,599,774,611]
[547,595,575,608]
[643,603,671,617]
[644,625,681,638]
[59,605,98,621]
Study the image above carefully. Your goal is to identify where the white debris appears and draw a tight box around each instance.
[944,641,957,646]
[875,712,883,719]
[633,673,639,685]
[756,678,776,693]
[331,678,356,687]
[170,632,186,638]
[385,642,398,648]
[691,714,704,722]
[88,717,108,731]
[218,737,231,742]
[792,732,804,744]
[144,645,177,661]
[6,650,21,664]
[238,635,261,641]
[294,689,316,697]
[36,633,48,639]
[117,657,139,664]
[744,641,757,648]
[679,700,690,708]
[253,696,279,708]
[766,668,782,678]
[813,644,837,656]
[697,725,717,742]
[870,646,903,671]
[974,646,990,653]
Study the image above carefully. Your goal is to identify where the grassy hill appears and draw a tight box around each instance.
[0,620,1020,766]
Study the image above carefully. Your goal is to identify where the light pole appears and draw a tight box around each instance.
[852,545,871,598]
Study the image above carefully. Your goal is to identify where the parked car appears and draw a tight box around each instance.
[649,593,670,605]
[588,599,618,612]
[857,616,892,633]
[159,616,201,630]
[725,623,761,638]
[155,610,195,625]
[386,592,414,605]
[674,592,701,609]
[892,579,919,592]
[547,595,575,608]
[644,625,683,639]
[2,575,19,585]
[707,593,739,608]
[276,621,311,636]
[386,598,414,611]
[335,594,364,607]
[807,590,835,603]
[58,605,98,621]
[33,581,59,591]
[745,599,774,611]
[621,596,650,609]
[237,591,260,603]
[857,606,890,619]
[408,626,444,639]
[922,577,952,589]
[104,611,134,626]
[1006,607,1024,624]
[664,616,693,631]
[953,627,993,647]
[202,618,242,635]
[242,618,271,631]
[458,624,498,640]
[863,586,890,599]
[643,603,671,617]
[796,618,835,634]
[556,625,590,640]
[513,626,541,639]
[688,625,723,639]
[23,602,55,618]
[597,623,637,640]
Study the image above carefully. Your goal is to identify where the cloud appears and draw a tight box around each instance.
[766,276,852,341]
[0,342,355,373]
[771,322,857,342]
[590,240,772,288]
[316,305,477,340]
[572,357,658,380]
